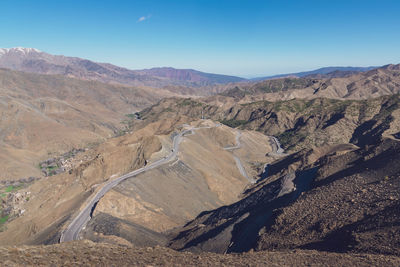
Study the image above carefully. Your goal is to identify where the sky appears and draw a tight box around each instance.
[1,0,400,77]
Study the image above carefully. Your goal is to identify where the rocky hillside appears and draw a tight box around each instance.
[303,69,365,79]
[0,48,244,92]
[219,77,317,97]
[138,94,400,151]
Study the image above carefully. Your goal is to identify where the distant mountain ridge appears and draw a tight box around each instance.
[137,67,244,84]
[0,47,245,94]
[216,64,400,101]
[253,66,378,81]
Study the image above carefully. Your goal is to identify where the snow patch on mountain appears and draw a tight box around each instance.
[0,47,41,57]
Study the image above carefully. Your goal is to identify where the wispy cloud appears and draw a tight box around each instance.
[137,15,151,23]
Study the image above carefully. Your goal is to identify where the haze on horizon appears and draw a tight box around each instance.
[1,0,399,77]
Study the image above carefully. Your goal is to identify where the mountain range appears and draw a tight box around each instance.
[0,48,244,93]
[0,47,379,93]
[216,64,400,101]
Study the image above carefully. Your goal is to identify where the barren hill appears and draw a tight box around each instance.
[0,68,168,180]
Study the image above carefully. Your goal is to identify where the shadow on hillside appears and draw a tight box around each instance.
[350,118,391,147]
[172,167,317,254]
[322,113,344,129]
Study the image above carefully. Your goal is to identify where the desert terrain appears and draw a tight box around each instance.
[0,48,400,266]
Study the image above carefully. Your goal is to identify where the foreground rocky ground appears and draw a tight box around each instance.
[168,138,400,255]
[1,240,400,266]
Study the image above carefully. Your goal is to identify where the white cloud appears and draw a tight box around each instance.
[138,15,151,22]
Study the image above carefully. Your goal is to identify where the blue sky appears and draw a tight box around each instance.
[1,0,400,77]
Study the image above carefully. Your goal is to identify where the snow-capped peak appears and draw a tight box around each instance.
[0,47,41,57]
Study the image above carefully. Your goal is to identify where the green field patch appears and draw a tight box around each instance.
[125,113,137,118]
[5,186,14,193]
[0,215,8,225]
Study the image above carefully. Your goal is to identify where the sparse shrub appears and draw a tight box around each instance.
[5,186,14,193]
[0,215,9,224]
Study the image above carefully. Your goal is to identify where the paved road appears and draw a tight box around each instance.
[268,136,286,157]
[224,131,242,150]
[258,136,287,184]
[277,172,296,197]
[60,123,218,242]
[224,131,255,184]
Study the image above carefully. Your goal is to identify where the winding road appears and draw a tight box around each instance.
[224,131,255,184]
[258,136,287,183]
[268,136,286,157]
[60,123,283,242]
[60,123,219,242]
